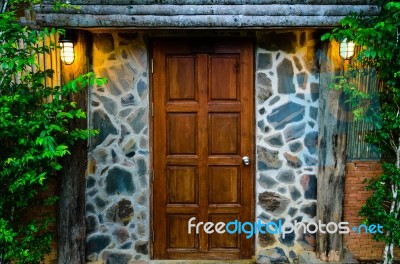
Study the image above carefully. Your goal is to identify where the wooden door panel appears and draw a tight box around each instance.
[153,39,254,260]
[167,113,197,155]
[167,166,198,204]
[208,113,240,155]
[208,166,240,204]
[168,215,199,249]
[209,55,239,101]
[167,55,196,101]
[209,214,240,249]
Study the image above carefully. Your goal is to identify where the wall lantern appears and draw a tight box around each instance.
[59,33,75,65]
[339,38,355,60]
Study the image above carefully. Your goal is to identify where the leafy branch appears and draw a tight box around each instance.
[323,1,400,263]
[0,11,106,263]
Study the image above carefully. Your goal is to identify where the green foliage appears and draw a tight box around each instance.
[360,163,400,245]
[330,74,376,120]
[4,0,79,12]
[322,1,400,86]
[2,0,42,13]
[52,1,80,11]
[323,1,400,262]
[0,12,105,263]
[323,0,400,158]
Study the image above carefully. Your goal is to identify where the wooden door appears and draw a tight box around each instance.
[152,39,254,260]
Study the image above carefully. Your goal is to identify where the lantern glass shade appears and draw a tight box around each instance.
[340,38,355,60]
[60,40,74,65]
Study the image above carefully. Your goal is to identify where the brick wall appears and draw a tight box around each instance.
[344,161,399,260]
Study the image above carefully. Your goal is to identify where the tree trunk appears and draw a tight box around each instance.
[58,118,87,264]
[57,30,90,264]
[316,40,348,262]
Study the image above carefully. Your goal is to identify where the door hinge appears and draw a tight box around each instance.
[152,230,155,243]
[151,102,154,117]
[151,58,154,74]
[151,169,154,182]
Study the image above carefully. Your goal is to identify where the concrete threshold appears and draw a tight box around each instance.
[299,249,358,264]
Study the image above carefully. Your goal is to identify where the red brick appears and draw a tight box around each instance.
[344,161,389,259]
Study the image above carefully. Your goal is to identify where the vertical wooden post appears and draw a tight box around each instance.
[57,30,90,264]
[316,40,348,262]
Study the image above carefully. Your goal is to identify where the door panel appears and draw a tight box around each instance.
[209,55,239,100]
[153,39,254,259]
[209,214,240,249]
[209,113,239,155]
[208,166,240,204]
[167,113,197,154]
[167,166,198,204]
[168,215,198,249]
[167,56,196,101]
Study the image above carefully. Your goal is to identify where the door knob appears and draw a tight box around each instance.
[242,156,250,166]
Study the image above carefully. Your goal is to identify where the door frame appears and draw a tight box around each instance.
[149,37,256,260]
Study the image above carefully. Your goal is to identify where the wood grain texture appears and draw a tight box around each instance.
[316,40,347,262]
[58,30,90,264]
[33,3,379,28]
[152,39,254,260]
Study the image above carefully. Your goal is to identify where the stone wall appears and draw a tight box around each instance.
[255,30,320,263]
[84,30,321,263]
[86,32,150,263]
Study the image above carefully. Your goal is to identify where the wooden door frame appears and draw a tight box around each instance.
[149,37,256,259]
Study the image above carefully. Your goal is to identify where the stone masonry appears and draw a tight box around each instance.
[85,30,320,263]
[86,32,150,262]
[256,31,319,264]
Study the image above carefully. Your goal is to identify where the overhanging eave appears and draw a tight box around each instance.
[33,4,379,28]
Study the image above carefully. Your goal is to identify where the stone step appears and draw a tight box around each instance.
[90,261,254,264]
[150,261,254,264]
[299,249,358,264]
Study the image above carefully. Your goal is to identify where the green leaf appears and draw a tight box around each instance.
[0,11,106,262]
[96,78,106,86]
[371,49,377,59]
[321,32,332,41]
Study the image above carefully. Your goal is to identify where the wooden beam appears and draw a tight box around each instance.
[57,30,90,264]
[32,14,354,28]
[35,4,378,16]
[316,40,348,262]
[41,0,378,5]
[32,4,378,28]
